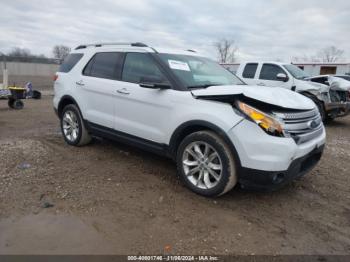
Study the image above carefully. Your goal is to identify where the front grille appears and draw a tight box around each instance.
[330,90,348,102]
[273,108,323,144]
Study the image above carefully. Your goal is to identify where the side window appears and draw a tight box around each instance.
[242,63,258,78]
[59,54,83,73]
[259,64,286,81]
[83,52,123,80]
[122,53,167,84]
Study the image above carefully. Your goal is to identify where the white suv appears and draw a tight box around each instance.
[53,42,326,197]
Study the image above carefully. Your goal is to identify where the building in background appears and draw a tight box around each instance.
[292,62,350,76]
[0,56,59,89]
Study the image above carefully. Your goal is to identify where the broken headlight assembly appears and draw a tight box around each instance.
[237,101,285,137]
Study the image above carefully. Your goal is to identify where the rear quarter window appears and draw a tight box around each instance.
[59,53,83,73]
[83,52,124,80]
[242,63,258,78]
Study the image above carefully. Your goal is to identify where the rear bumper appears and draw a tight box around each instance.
[324,101,350,118]
[239,145,325,191]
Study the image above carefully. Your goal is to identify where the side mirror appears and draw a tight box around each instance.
[139,76,171,89]
[276,73,289,82]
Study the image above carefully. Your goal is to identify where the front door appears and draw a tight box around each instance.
[114,52,173,143]
[256,63,293,89]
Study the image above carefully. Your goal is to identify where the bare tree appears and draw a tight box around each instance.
[293,46,345,63]
[317,46,344,62]
[8,47,32,57]
[214,39,238,63]
[52,45,71,60]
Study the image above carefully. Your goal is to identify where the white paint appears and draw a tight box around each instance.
[54,44,326,181]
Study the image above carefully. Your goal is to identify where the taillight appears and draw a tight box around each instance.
[53,74,58,81]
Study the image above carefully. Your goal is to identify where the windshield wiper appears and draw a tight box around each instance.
[187,83,222,89]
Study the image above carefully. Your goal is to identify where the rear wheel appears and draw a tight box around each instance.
[176,131,237,197]
[61,104,91,146]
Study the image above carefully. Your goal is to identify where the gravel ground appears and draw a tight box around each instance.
[0,96,349,255]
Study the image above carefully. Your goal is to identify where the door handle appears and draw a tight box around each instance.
[76,80,85,86]
[117,88,130,95]
[257,83,266,86]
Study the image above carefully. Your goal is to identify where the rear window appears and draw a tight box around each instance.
[59,53,83,73]
[83,52,124,80]
[242,63,258,78]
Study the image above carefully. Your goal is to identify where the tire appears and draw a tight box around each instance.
[8,98,15,108]
[9,99,24,110]
[60,104,91,146]
[176,131,237,197]
[303,94,326,122]
[313,99,326,122]
[32,90,41,99]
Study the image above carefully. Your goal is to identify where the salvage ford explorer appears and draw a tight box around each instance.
[53,42,326,197]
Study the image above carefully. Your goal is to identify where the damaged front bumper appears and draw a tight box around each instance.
[324,101,350,118]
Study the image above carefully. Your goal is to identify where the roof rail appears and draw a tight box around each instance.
[75,42,148,50]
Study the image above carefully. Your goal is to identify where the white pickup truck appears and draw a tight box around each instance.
[235,62,350,121]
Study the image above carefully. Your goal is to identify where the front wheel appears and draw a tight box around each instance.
[61,104,91,146]
[176,131,237,197]
[303,94,326,122]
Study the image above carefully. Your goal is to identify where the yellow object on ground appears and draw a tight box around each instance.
[8,86,26,91]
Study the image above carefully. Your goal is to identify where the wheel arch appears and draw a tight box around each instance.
[57,95,82,118]
[168,120,242,166]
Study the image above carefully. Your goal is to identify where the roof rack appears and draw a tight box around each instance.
[75,42,148,50]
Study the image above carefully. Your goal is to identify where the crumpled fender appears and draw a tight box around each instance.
[328,76,350,91]
[295,80,330,93]
[295,80,330,103]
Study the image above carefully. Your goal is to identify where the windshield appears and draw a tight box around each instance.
[158,53,245,89]
[283,64,310,80]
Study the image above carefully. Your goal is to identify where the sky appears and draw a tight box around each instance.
[0,0,349,62]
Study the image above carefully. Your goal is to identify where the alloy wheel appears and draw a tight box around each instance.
[182,141,223,190]
[62,110,80,142]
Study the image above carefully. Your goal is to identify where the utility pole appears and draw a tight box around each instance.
[0,52,8,88]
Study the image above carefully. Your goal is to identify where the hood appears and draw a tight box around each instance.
[329,76,350,91]
[296,79,330,93]
[191,85,315,110]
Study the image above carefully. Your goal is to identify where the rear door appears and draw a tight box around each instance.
[257,63,293,89]
[79,52,124,128]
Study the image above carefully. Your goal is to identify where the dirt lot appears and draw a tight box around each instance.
[0,95,349,255]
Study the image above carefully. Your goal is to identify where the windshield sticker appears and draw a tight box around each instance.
[168,60,190,71]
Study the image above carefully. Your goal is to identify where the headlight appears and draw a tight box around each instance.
[237,101,284,137]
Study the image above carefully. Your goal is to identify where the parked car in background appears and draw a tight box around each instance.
[236,62,350,122]
[306,75,350,111]
[306,75,350,90]
[53,43,326,196]
[331,75,350,82]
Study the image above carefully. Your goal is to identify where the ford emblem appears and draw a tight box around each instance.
[308,120,318,129]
